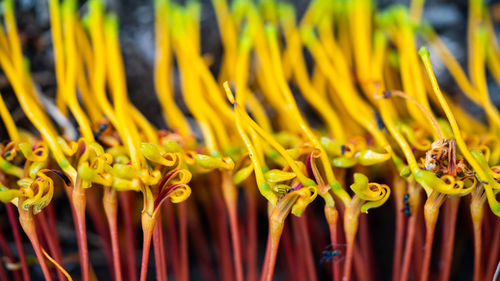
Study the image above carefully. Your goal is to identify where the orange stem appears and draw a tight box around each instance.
[325,206,340,281]
[153,213,167,281]
[119,192,138,281]
[438,197,459,281]
[259,219,284,281]
[103,188,123,281]
[245,184,258,281]
[472,219,482,281]
[297,215,317,281]
[18,208,53,281]
[139,214,155,281]
[179,202,189,281]
[72,183,89,281]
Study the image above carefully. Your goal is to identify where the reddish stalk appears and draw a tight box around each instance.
[359,214,374,281]
[485,219,500,281]
[420,192,444,281]
[37,211,65,281]
[470,197,484,281]
[342,197,362,281]
[353,242,370,281]
[281,225,302,281]
[72,182,90,281]
[18,208,53,281]
[139,213,155,281]
[399,184,421,281]
[259,217,284,281]
[188,201,217,281]
[103,187,123,281]
[163,203,180,280]
[437,197,459,281]
[392,178,405,281]
[245,183,258,281]
[87,188,114,276]
[179,202,189,281]
[324,205,340,281]
[0,224,22,281]
[0,251,8,281]
[221,171,244,281]
[213,185,235,281]
[153,214,167,281]
[296,215,317,281]
[119,192,137,281]
[291,217,308,281]
[6,203,31,281]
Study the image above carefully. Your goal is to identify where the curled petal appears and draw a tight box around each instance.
[21,174,54,214]
[360,184,391,213]
[153,183,191,214]
[157,169,192,195]
[19,142,48,163]
[138,169,162,186]
[141,142,180,167]
[413,169,474,196]
[306,150,329,193]
[291,186,317,216]
[350,173,386,201]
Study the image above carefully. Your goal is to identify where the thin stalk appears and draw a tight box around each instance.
[353,241,370,281]
[485,219,500,281]
[291,217,308,281]
[179,202,189,281]
[281,225,301,281]
[324,205,340,281]
[103,187,123,281]
[163,203,180,280]
[471,197,485,281]
[399,184,421,281]
[37,212,65,281]
[119,191,137,281]
[259,217,284,281]
[221,171,244,281]
[297,215,317,281]
[0,223,22,281]
[153,214,167,281]
[213,185,234,281]
[6,203,31,281]
[343,197,362,281]
[438,196,459,281]
[188,201,217,281]
[139,214,155,281]
[392,179,406,281]
[359,214,373,281]
[72,182,89,281]
[87,188,114,276]
[18,208,53,281]
[245,183,258,281]
[0,251,8,281]
[420,192,445,281]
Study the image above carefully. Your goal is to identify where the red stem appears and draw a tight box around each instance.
[103,188,123,281]
[281,225,302,281]
[437,197,459,281]
[213,188,234,281]
[342,198,361,281]
[37,211,65,281]
[324,206,340,281]
[358,214,373,281]
[485,219,500,281]
[153,213,167,281]
[259,219,284,281]
[353,242,370,281]
[188,201,217,281]
[245,184,258,281]
[179,202,189,281]
[18,209,53,281]
[297,215,317,281]
[6,203,31,281]
[119,192,138,281]
[72,183,89,281]
[0,218,23,281]
[399,194,420,281]
[139,218,154,281]
[392,180,405,281]
[87,188,114,277]
[222,172,244,281]
[472,219,482,281]
[291,217,307,281]
[164,203,180,280]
